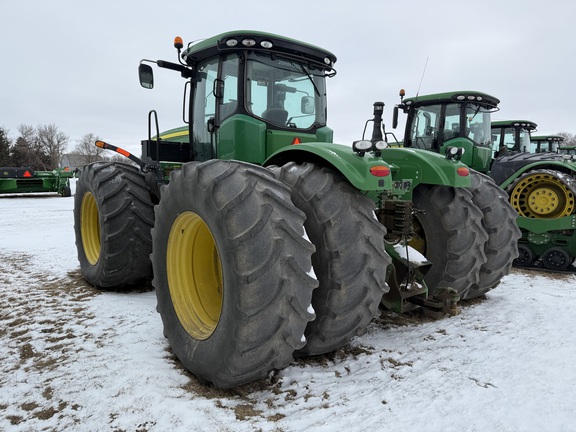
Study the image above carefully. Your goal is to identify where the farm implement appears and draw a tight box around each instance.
[0,167,73,196]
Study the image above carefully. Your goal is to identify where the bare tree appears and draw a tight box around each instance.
[558,132,576,146]
[11,125,48,169]
[37,124,69,169]
[0,127,11,166]
[74,133,105,164]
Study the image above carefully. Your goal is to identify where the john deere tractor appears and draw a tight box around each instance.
[74,32,516,388]
[393,90,576,272]
[529,134,565,153]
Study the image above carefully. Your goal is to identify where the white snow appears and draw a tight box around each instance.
[1,187,576,432]
[393,243,429,265]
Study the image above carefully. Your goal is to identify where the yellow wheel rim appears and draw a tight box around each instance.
[80,192,101,265]
[510,173,574,218]
[167,211,223,340]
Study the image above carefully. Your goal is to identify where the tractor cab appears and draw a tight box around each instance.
[530,134,565,153]
[138,31,336,165]
[393,90,500,174]
[491,120,538,156]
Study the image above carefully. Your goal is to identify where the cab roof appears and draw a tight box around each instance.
[181,30,337,69]
[403,90,500,109]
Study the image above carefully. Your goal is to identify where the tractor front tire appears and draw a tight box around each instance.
[466,171,521,299]
[411,184,488,299]
[73,162,155,289]
[151,160,317,389]
[274,162,390,357]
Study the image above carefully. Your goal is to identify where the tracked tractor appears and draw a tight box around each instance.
[393,90,576,272]
[74,32,514,388]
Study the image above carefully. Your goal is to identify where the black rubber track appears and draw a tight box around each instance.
[151,160,317,389]
[74,162,155,289]
[465,171,521,299]
[412,184,488,299]
[274,162,390,357]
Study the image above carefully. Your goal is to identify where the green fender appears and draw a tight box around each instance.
[264,142,393,192]
[499,161,576,189]
[378,148,472,189]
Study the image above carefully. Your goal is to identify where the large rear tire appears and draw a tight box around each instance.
[151,160,317,388]
[410,184,488,299]
[73,162,155,288]
[465,171,521,299]
[274,162,390,357]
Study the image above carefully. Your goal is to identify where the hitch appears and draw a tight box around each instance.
[407,287,461,319]
[383,241,461,318]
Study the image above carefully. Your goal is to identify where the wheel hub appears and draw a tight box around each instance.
[527,187,559,215]
[80,192,101,265]
[167,211,223,340]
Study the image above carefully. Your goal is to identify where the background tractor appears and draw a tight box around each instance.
[393,90,576,272]
[0,166,73,196]
[530,134,565,153]
[491,119,537,156]
[74,32,516,388]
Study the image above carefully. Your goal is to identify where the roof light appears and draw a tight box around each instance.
[456,95,466,100]
[324,57,331,65]
[260,40,273,48]
[374,141,388,150]
[242,38,256,47]
[225,38,238,47]
[467,95,475,100]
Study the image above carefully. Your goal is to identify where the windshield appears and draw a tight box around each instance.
[465,104,492,147]
[245,52,327,129]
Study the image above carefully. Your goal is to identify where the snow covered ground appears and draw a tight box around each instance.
[1,186,576,432]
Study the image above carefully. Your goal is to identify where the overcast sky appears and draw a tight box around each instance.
[2,0,575,156]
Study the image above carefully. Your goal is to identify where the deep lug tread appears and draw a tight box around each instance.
[73,162,155,289]
[274,162,390,357]
[152,160,317,389]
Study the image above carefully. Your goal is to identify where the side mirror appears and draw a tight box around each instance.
[392,106,399,129]
[301,96,315,115]
[139,64,154,89]
[213,79,224,99]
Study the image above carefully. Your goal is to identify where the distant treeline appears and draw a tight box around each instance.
[0,126,119,170]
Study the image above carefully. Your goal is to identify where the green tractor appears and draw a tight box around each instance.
[393,90,576,272]
[491,119,538,156]
[0,167,73,196]
[529,134,565,153]
[74,32,517,388]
